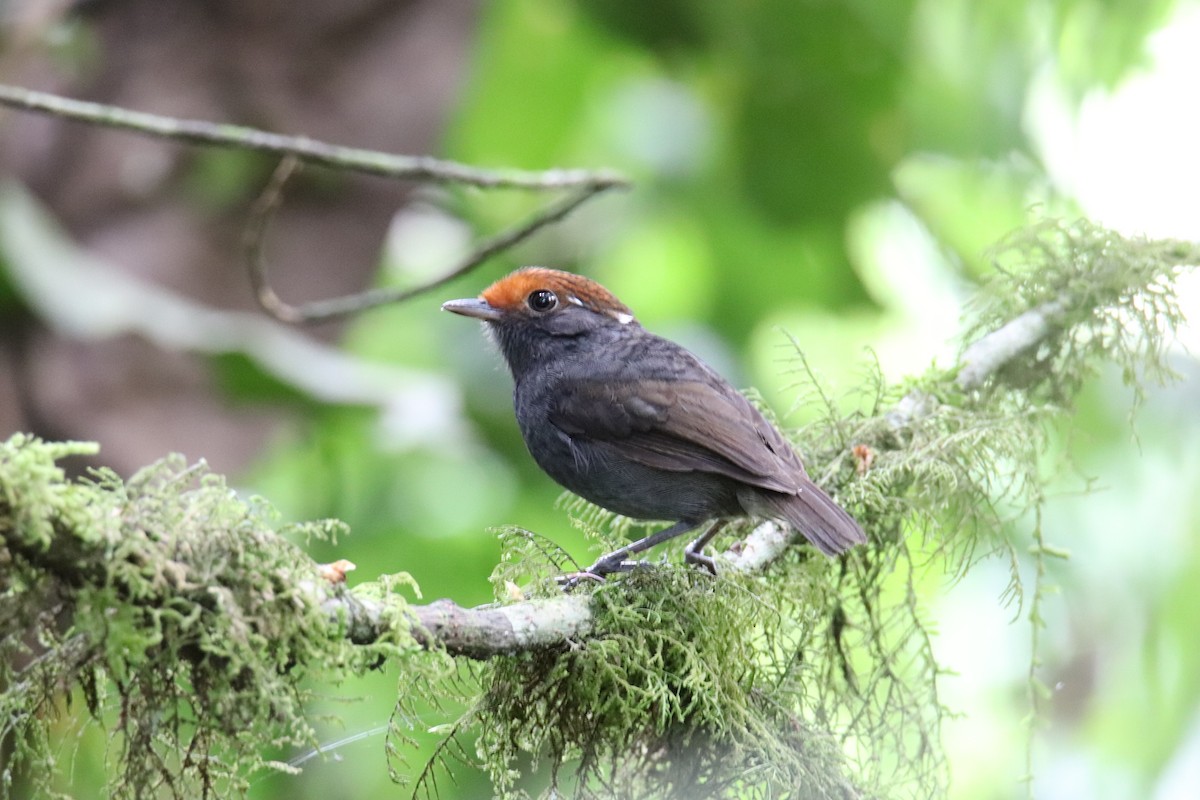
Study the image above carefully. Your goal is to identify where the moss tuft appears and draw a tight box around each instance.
[0,434,420,799]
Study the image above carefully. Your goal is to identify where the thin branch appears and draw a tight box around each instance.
[245,156,305,323]
[718,298,1074,574]
[955,299,1069,392]
[245,156,618,324]
[884,297,1069,430]
[0,83,629,191]
[0,83,628,325]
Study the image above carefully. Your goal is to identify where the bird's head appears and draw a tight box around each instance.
[443,267,639,373]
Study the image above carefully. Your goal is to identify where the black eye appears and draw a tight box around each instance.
[527,290,558,313]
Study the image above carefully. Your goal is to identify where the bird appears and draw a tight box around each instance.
[442,267,865,579]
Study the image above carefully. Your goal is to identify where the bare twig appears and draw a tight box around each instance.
[245,157,618,324]
[0,83,629,191]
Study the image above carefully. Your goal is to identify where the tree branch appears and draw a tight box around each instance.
[954,299,1069,391]
[245,156,618,324]
[721,298,1076,578]
[885,297,1070,428]
[0,84,628,191]
[409,597,594,658]
[0,82,630,325]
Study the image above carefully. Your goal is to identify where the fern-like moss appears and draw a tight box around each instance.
[0,434,423,799]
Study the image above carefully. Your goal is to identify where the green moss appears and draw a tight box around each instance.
[0,434,423,799]
[967,219,1193,406]
[467,565,853,798]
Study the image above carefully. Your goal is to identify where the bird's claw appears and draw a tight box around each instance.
[683,548,718,575]
[555,570,605,591]
[556,558,653,591]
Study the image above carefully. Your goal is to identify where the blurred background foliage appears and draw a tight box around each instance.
[1,0,1198,798]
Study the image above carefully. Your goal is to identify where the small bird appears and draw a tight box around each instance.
[443,267,865,578]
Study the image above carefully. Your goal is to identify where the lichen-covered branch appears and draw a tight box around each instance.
[0,439,425,799]
[731,288,1069,570]
[955,299,1069,391]
[885,298,1069,429]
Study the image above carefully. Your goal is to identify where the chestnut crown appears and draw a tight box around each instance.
[484,267,635,323]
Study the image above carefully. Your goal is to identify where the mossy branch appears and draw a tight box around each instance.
[0,439,453,799]
[330,215,1200,651]
[1,220,1196,799]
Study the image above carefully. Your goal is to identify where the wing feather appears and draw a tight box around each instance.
[549,377,805,494]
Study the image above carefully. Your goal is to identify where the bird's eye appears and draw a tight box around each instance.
[527,290,558,313]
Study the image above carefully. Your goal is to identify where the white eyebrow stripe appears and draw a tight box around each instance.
[566,295,585,307]
[611,311,634,325]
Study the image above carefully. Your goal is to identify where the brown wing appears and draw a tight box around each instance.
[548,377,806,494]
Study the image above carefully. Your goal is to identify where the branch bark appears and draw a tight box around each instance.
[409,597,594,658]
[325,588,577,661]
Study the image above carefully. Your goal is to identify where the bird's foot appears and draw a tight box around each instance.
[555,570,605,591]
[682,521,725,575]
[556,557,653,590]
[683,547,717,575]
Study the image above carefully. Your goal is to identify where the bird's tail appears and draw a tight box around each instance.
[753,480,866,557]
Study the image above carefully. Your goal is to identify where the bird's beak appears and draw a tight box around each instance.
[442,297,502,321]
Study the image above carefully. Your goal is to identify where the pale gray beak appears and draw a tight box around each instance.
[442,298,502,321]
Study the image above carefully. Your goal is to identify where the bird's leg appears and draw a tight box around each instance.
[683,520,726,574]
[558,521,698,587]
